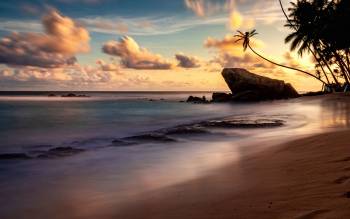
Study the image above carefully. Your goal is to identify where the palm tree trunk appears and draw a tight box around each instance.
[316,59,331,84]
[315,48,341,86]
[333,51,350,84]
[247,44,327,85]
[278,0,335,86]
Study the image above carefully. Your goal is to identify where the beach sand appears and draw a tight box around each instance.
[112,129,350,219]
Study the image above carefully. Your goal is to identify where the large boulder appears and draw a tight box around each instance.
[222,68,299,101]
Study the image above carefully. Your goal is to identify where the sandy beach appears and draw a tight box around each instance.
[113,128,350,219]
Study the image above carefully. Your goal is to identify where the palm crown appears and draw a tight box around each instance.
[234,30,257,51]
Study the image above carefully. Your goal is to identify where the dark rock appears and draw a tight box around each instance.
[231,90,261,102]
[345,191,350,198]
[122,133,176,143]
[221,68,300,101]
[62,93,77,97]
[302,91,328,97]
[212,92,233,102]
[164,125,209,135]
[111,139,137,147]
[0,153,31,160]
[61,93,89,97]
[48,93,56,97]
[200,119,284,128]
[37,146,85,158]
[186,95,209,104]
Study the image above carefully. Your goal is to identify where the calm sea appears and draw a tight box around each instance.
[0,91,349,219]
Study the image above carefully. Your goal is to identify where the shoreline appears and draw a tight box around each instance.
[112,129,350,219]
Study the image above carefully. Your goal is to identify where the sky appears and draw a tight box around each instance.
[0,0,322,91]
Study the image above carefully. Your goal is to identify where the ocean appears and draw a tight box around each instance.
[0,91,349,219]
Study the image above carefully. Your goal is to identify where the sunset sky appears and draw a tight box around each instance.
[0,0,322,91]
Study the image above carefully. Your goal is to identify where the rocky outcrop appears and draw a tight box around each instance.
[221,68,300,101]
[186,96,209,103]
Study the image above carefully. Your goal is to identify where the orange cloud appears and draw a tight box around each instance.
[229,10,243,29]
[41,10,90,54]
[228,10,255,30]
[204,34,264,57]
[204,34,277,75]
[0,9,90,68]
[102,36,174,70]
[96,59,120,72]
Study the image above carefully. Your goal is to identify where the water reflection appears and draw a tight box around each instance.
[320,96,350,128]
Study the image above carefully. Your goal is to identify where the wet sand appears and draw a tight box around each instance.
[113,129,350,219]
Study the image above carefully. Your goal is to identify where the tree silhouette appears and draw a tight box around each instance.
[281,0,350,89]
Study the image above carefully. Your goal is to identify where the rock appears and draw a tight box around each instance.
[62,93,77,97]
[112,133,177,146]
[61,93,89,97]
[122,133,177,143]
[211,92,233,102]
[186,95,209,103]
[221,68,300,101]
[345,191,350,198]
[111,139,136,147]
[163,125,209,135]
[199,119,284,128]
[37,146,84,158]
[0,153,31,160]
[302,91,328,97]
[48,93,56,97]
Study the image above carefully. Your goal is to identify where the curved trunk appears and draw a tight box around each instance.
[248,44,327,85]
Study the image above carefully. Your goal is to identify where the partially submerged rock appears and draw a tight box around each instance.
[163,125,209,135]
[186,96,209,104]
[37,146,85,158]
[199,119,285,128]
[61,93,89,97]
[222,68,300,101]
[0,153,31,160]
[123,133,176,142]
[112,133,177,146]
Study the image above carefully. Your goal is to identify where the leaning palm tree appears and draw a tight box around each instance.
[234,30,327,85]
